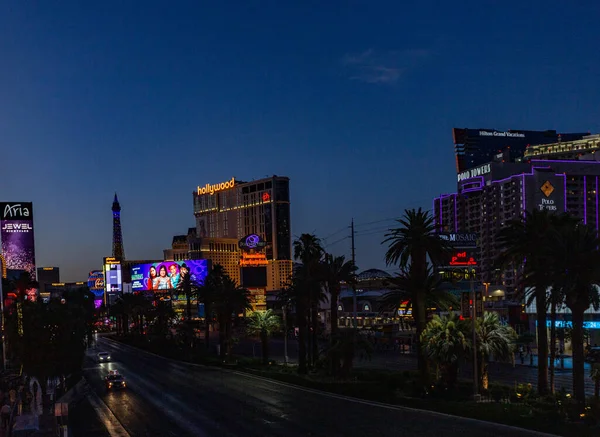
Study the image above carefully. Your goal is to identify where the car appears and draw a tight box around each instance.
[97,352,111,362]
[105,370,126,390]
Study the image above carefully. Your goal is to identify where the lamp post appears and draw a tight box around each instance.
[282,302,289,365]
[471,269,479,401]
[0,256,7,370]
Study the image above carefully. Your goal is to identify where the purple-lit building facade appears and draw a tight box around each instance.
[434,159,600,295]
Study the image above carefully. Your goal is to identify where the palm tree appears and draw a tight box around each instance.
[496,209,563,395]
[383,209,452,385]
[326,328,373,379]
[246,310,281,364]
[475,312,517,390]
[322,254,356,376]
[211,268,252,361]
[553,222,600,407]
[591,363,600,401]
[381,263,458,316]
[293,233,324,372]
[420,313,470,388]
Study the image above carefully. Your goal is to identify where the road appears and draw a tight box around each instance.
[82,336,556,437]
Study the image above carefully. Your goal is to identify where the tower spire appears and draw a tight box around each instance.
[112,193,125,260]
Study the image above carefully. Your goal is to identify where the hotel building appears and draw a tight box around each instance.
[452,128,588,173]
[164,175,292,302]
[435,147,600,295]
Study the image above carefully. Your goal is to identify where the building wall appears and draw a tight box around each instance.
[193,176,291,261]
[435,160,600,295]
[36,267,60,294]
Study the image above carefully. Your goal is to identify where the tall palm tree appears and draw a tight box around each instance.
[475,312,517,390]
[383,208,452,385]
[420,313,470,388]
[211,270,252,361]
[322,254,356,376]
[545,213,580,393]
[496,209,562,395]
[246,310,281,364]
[194,265,224,350]
[553,222,600,407]
[293,234,324,371]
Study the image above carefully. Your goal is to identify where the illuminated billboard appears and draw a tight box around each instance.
[0,202,36,279]
[130,260,209,292]
[87,270,105,298]
[103,258,122,293]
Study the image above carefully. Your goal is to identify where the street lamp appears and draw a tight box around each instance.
[0,254,7,370]
[282,301,290,365]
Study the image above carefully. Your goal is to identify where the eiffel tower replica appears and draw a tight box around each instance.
[112,193,125,260]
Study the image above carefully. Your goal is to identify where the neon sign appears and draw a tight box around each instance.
[240,253,268,267]
[238,234,267,251]
[449,251,477,266]
[197,177,235,196]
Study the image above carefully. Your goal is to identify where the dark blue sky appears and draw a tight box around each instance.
[1,1,599,281]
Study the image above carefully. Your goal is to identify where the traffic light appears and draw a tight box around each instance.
[475,291,484,318]
[461,291,484,319]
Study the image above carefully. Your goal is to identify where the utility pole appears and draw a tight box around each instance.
[351,218,357,328]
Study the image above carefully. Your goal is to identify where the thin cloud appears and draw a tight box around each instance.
[342,48,432,85]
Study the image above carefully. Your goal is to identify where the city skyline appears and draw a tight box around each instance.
[1,1,600,281]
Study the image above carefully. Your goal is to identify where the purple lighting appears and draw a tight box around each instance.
[522,174,526,215]
[453,194,458,232]
[555,173,567,212]
[596,176,599,232]
[584,176,588,224]
[433,197,440,231]
[532,159,600,165]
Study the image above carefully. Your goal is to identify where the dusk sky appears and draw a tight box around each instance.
[1,1,599,281]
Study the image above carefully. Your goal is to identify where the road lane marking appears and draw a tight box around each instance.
[85,381,131,437]
[99,337,558,437]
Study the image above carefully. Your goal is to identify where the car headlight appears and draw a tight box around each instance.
[107,356,111,359]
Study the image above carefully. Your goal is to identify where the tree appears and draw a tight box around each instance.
[475,312,517,390]
[383,208,452,386]
[591,363,600,401]
[322,254,356,376]
[381,263,458,317]
[496,210,562,395]
[326,328,372,379]
[420,313,469,388]
[195,268,219,350]
[5,289,95,397]
[553,222,600,408]
[246,310,281,364]
[293,234,324,372]
[209,266,252,361]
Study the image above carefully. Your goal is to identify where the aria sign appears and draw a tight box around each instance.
[197,177,235,196]
[239,234,266,251]
[457,163,492,182]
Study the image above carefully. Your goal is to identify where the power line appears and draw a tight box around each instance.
[323,235,350,248]
[322,226,349,241]
[354,217,401,228]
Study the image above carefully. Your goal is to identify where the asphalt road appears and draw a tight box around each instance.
[82,336,557,437]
